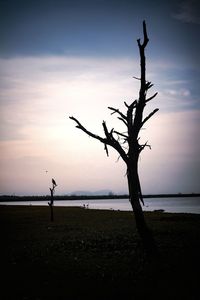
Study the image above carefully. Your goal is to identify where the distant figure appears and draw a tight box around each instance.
[52,178,57,186]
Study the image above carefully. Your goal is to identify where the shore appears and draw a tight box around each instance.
[1,192,200,202]
[0,205,200,299]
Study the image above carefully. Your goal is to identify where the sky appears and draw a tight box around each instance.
[0,0,199,195]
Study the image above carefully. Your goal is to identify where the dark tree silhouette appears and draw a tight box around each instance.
[70,21,158,255]
[48,178,57,222]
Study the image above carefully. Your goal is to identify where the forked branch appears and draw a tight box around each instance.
[69,116,107,144]
[69,116,128,162]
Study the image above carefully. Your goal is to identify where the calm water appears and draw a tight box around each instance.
[0,197,200,214]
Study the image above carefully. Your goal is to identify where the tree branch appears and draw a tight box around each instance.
[146,92,158,103]
[145,81,154,90]
[117,117,128,126]
[133,76,141,81]
[139,141,151,153]
[69,116,107,144]
[113,131,128,139]
[137,20,149,48]
[127,100,137,136]
[104,143,109,157]
[143,20,149,46]
[102,120,128,162]
[70,116,128,162]
[141,108,159,127]
[108,106,127,121]
[133,20,149,138]
[124,101,129,109]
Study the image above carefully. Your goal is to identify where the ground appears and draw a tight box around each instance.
[0,205,200,299]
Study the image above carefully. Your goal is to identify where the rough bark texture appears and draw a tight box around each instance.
[69,21,159,256]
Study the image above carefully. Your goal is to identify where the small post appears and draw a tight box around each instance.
[48,178,57,222]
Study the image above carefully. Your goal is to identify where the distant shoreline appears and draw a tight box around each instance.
[0,193,200,202]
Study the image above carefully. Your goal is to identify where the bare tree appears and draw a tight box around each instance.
[70,21,158,255]
[48,178,57,222]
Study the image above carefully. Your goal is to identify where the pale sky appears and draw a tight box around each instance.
[0,0,199,195]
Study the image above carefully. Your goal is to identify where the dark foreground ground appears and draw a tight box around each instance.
[0,205,200,300]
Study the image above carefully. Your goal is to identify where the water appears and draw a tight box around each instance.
[0,197,200,214]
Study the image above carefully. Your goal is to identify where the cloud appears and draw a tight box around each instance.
[172,0,200,24]
[0,55,195,145]
[0,55,199,194]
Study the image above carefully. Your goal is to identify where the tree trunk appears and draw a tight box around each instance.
[50,203,54,222]
[127,164,157,257]
[49,188,54,222]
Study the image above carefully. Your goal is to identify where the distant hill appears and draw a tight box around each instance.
[70,189,114,196]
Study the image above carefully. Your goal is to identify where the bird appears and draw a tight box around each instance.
[52,178,57,186]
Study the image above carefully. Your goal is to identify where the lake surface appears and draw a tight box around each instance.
[1,197,200,214]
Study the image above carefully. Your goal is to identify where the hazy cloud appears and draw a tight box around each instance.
[172,0,200,24]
